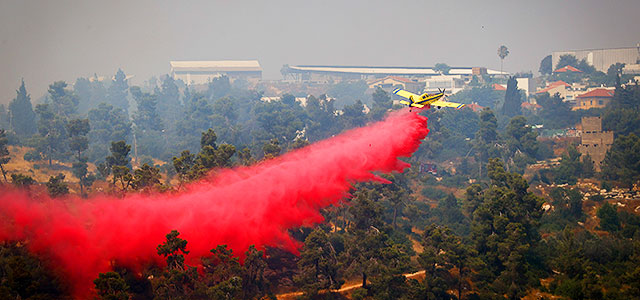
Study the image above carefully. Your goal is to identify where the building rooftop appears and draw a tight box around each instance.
[170,60,262,72]
[536,80,570,94]
[286,65,507,76]
[576,88,615,98]
[465,102,485,112]
[369,76,415,84]
[554,65,582,73]
[492,83,506,91]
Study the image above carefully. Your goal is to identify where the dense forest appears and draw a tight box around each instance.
[1,64,640,299]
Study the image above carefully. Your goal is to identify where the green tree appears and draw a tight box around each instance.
[94,272,129,300]
[539,55,552,75]
[176,91,214,152]
[503,116,539,173]
[290,137,309,150]
[473,108,500,177]
[597,202,621,232]
[87,103,131,162]
[241,245,268,299]
[132,163,161,191]
[470,158,543,298]
[536,92,575,129]
[449,84,503,108]
[342,190,404,291]
[0,243,67,299]
[208,75,232,100]
[0,129,9,182]
[327,80,368,108]
[172,129,236,181]
[295,228,343,297]
[549,188,584,222]
[157,230,189,270]
[434,63,451,75]
[305,95,340,141]
[434,193,468,233]
[281,93,296,106]
[601,133,640,188]
[606,63,626,86]
[106,69,130,113]
[262,138,281,159]
[173,150,196,182]
[47,81,78,118]
[196,142,236,171]
[582,153,595,178]
[73,76,107,115]
[131,85,165,158]
[153,230,200,299]
[157,75,183,131]
[46,173,69,197]
[0,104,8,130]
[502,76,521,117]
[341,99,367,128]
[67,119,90,158]
[555,54,579,70]
[67,119,94,196]
[11,173,35,188]
[237,147,255,166]
[253,100,304,147]
[34,103,68,166]
[210,96,241,144]
[8,79,37,136]
[369,87,392,121]
[131,86,163,132]
[497,45,509,74]
[106,141,132,192]
[419,225,475,300]
[201,245,242,286]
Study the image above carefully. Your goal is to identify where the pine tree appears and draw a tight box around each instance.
[67,119,94,196]
[47,81,78,118]
[107,69,130,113]
[46,173,69,197]
[8,80,37,136]
[0,129,10,182]
[34,104,68,166]
[106,140,132,191]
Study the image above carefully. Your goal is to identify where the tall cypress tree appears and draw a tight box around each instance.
[8,80,37,136]
[107,69,130,114]
[502,76,521,117]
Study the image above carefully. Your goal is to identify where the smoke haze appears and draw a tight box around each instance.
[2,0,640,104]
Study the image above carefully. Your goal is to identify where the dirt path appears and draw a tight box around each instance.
[276,270,426,299]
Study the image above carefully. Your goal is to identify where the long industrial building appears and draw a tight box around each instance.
[170,60,262,85]
[281,65,507,83]
[552,45,640,73]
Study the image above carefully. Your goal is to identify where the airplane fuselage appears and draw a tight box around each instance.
[409,92,444,107]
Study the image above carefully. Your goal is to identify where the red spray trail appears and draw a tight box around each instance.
[0,110,429,298]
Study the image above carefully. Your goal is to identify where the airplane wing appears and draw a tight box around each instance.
[392,88,419,100]
[430,100,466,109]
[399,100,425,108]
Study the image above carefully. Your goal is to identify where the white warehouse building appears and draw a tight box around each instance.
[170,60,262,85]
[552,45,640,73]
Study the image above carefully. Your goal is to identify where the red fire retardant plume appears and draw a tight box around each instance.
[0,110,429,298]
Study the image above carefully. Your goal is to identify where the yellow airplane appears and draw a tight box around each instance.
[392,88,465,110]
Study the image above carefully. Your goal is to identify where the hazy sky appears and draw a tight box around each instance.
[1,0,639,105]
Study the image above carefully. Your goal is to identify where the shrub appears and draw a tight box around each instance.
[23,150,41,162]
